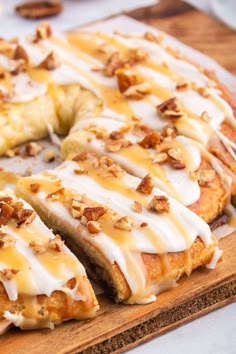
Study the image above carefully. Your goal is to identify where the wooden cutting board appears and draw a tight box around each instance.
[1,1,236,353]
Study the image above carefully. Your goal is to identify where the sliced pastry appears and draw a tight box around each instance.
[65,30,236,177]
[0,190,98,334]
[62,117,232,224]
[16,153,221,304]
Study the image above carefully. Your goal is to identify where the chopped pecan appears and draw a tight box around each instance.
[83,206,107,222]
[46,188,64,201]
[0,202,14,226]
[129,48,147,63]
[162,126,177,139]
[29,241,47,254]
[114,216,133,231]
[87,221,101,234]
[30,183,40,193]
[152,152,168,164]
[140,222,148,228]
[132,201,142,213]
[74,168,87,175]
[109,131,124,140]
[10,59,27,75]
[38,51,60,70]
[148,195,170,213]
[0,268,19,280]
[105,140,122,153]
[116,68,138,93]
[136,174,154,195]
[170,160,186,169]
[124,82,150,100]
[72,152,92,163]
[138,131,161,149]
[107,163,125,178]
[144,31,165,44]
[14,45,29,62]
[103,52,123,77]
[0,232,15,248]
[11,201,24,219]
[167,147,183,162]
[198,87,209,98]
[16,3,63,20]
[43,149,56,162]
[17,209,36,227]
[176,79,190,90]
[0,197,12,204]
[48,234,64,251]
[71,199,85,219]
[190,169,215,186]
[25,142,42,157]
[157,97,185,120]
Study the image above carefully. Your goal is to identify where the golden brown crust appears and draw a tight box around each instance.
[0,276,97,327]
[189,160,230,222]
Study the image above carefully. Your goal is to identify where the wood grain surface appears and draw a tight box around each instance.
[128,0,236,75]
[1,1,236,353]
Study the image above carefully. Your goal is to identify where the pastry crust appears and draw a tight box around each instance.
[61,119,231,223]
[0,191,98,333]
[16,154,219,304]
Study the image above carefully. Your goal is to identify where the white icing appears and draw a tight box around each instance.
[206,246,223,269]
[0,193,88,306]
[25,160,213,302]
[9,73,47,103]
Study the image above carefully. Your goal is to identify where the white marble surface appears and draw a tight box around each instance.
[0,1,235,353]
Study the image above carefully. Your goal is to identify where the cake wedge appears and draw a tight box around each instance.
[16,153,221,304]
[0,190,98,335]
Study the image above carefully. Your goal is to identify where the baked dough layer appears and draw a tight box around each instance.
[16,153,219,304]
[0,191,98,333]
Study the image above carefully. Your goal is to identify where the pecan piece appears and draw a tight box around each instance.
[87,221,101,234]
[138,131,161,149]
[0,232,15,248]
[124,82,150,100]
[0,202,14,226]
[38,51,60,70]
[132,201,142,213]
[46,188,64,201]
[83,206,107,222]
[25,142,42,157]
[29,241,47,254]
[49,234,64,251]
[0,268,19,280]
[114,216,133,231]
[152,152,168,164]
[14,45,29,62]
[109,131,124,140]
[15,2,63,20]
[190,169,216,186]
[157,97,185,120]
[30,183,40,193]
[17,209,36,227]
[136,174,154,195]
[116,68,138,93]
[103,52,123,77]
[148,195,170,213]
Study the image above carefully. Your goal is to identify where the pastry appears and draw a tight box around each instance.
[62,117,232,223]
[16,153,220,304]
[0,190,98,334]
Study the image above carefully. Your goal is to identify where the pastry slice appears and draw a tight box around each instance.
[16,153,221,304]
[62,117,232,224]
[0,23,101,155]
[0,190,98,335]
[66,30,236,178]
